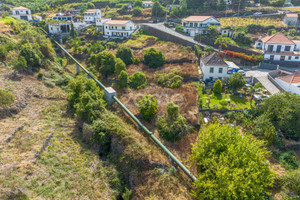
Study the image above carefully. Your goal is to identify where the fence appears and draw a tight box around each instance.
[40,28,198,182]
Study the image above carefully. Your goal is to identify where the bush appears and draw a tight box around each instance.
[97,51,116,77]
[0,89,15,107]
[213,79,222,94]
[20,43,42,69]
[157,102,191,141]
[278,151,299,170]
[133,57,140,65]
[175,26,187,34]
[278,169,300,197]
[12,56,27,71]
[137,94,158,121]
[37,72,44,80]
[116,46,134,65]
[228,72,246,93]
[219,100,228,108]
[92,119,111,156]
[190,123,275,199]
[253,114,276,144]
[197,84,203,109]
[129,72,147,89]
[233,31,252,46]
[118,70,128,89]
[132,7,142,16]
[115,58,126,75]
[156,70,183,88]
[144,48,165,68]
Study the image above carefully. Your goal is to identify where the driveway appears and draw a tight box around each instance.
[246,69,280,95]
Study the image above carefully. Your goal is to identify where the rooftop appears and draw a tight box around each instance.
[85,9,98,13]
[202,52,228,67]
[277,71,300,84]
[12,6,30,10]
[286,13,298,18]
[142,1,153,4]
[261,33,295,45]
[183,16,214,22]
[104,19,130,25]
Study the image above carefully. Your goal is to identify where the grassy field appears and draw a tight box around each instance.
[219,17,286,28]
[202,93,255,109]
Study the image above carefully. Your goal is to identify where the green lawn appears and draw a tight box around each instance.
[202,93,255,110]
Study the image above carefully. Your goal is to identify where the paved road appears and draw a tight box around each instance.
[246,69,280,95]
[142,23,219,51]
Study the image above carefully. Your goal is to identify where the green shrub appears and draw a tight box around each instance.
[144,48,165,68]
[0,89,15,107]
[92,119,111,156]
[157,102,191,141]
[132,7,142,16]
[12,56,27,71]
[133,57,140,65]
[122,188,132,200]
[115,58,126,75]
[219,100,228,108]
[137,94,158,121]
[175,26,187,34]
[253,114,276,144]
[118,70,128,89]
[197,84,203,109]
[156,70,183,88]
[213,79,222,94]
[278,151,299,170]
[278,169,300,197]
[37,72,44,80]
[116,46,134,65]
[129,72,147,89]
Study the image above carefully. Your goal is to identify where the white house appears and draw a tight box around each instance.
[200,52,230,81]
[283,13,298,26]
[84,9,101,23]
[48,21,71,34]
[142,1,154,7]
[103,20,136,38]
[255,33,300,62]
[10,6,32,21]
[182,16,221,37]
[52,13,74,21]
[96,18,110,32]
[275,71,300,95]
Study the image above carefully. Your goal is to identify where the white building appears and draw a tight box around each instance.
[283,13,298,26]
[142,1,154,7]
[96,18,110,32]
[275,71,300,95]
[200,52,230,81]
[48,21,71,34]
[182,16,221,37]
[255,33,300,62]
[84,9,101,23]
[11,6,32,21]
[103,20,136,38]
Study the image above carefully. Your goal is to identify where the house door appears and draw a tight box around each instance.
[270,55,274,61]
[280,56,285,61]
[276,45,281,53]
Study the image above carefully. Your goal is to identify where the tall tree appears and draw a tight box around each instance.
[228,72,246,93]
[214,35,231,52]
[152,1,166,18]
[70,23,77,39]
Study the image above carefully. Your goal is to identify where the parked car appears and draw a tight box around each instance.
[253,12,262,15]
[243,12,252,16]
[237,70,246,76]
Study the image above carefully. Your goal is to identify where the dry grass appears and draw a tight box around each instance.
[219,17,286,28]
[0,21,12,33]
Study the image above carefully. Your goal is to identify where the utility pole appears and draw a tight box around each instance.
[237,0,241,16]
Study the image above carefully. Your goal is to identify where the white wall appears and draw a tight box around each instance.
[275,78,300,95]
[143,3,153,7]
[11,9,32,21]
[264,53,300,62]
[73,21,86,29]
[182,17,220,36]
[284,17,298,25]
[200,61,229,81]
[263,43,295,53]
[48,23,71,34]
[84,9,101,23]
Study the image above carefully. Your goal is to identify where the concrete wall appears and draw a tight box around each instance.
[275,78,300,95]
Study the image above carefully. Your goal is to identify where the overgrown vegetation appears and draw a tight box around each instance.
[155,70,183,88]
[0,89,15,107]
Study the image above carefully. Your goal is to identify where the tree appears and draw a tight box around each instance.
[70,23,77,39]
[12,56,27,71]
[289,29,296,37]
[228,73,246,93]
[204,46,214,55]
[118,70,128,89]
[144,48,165,68]
[157,102,190,141]
[0,45,7,61]
[267,28,276,35]
[215,35,231,52]
[206,26,218,38]
[116,46,134,65]
[20,43,42,68]
[87,2,95,9]
[115,58,126,75]
[132,7,142,16]
[253,114,276,144]
[133,0,143,7]
[194,45,203,65]
[259,92,300,140]
[190,123,275,199]
[137,94,158,121]
[97,51,116,77]
[0,89,15,107]
[129,72,147,89]
[170,7,180,18]
[213,79,222,94]
[152,1,166,18]
[233,31,252,46]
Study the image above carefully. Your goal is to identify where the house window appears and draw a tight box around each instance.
[296,56,299,59]
[276,45,281,53]
[285,46,291,52]
[210,67,214,73]
[122,27,125,29]
[280,56,285,61]
[267,45,274,52]
[219,68,223,73]
[289,56,292,60]
[51,27,53,30]
[16,11,19,14]
[190,23,193,27]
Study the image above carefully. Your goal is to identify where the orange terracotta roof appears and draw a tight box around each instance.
[12,6,30,10]
[261,33,295,45]
[183,16,214,22]
[277,71,300,84]
[286,13,298,18]
[104,20,130,25]
[85,9,98,13]
[142,1,153,3]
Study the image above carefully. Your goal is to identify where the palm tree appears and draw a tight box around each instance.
[214,36,231,52]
